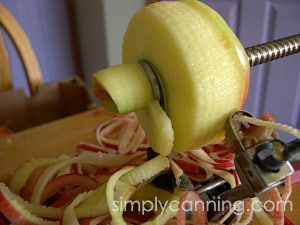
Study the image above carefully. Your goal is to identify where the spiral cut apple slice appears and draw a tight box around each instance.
[92,0,250,155]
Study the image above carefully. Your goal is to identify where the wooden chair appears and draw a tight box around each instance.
[0,3,95,132]
[0,3,42,95]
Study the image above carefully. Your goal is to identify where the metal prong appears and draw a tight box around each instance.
[218,185,255,203]
[195,178,228,194]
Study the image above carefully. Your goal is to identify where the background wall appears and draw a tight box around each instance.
[72,0,146,88]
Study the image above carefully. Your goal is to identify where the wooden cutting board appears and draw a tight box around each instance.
[0,108,112,183]
[0,108,299,224]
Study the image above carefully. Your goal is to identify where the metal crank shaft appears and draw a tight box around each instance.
[245,34,300,67]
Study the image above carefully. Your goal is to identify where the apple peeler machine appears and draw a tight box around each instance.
[145,33,300,222]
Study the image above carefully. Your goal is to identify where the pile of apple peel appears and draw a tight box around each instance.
[0,111,297,225]
[0,112,210,225]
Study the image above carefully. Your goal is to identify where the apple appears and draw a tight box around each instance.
[92,0,249,155]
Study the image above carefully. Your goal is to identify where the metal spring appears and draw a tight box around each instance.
[245,34,300,67]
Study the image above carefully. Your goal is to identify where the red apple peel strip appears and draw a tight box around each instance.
[95,112,148,154]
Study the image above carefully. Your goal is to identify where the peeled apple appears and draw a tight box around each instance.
[92,0,250,155]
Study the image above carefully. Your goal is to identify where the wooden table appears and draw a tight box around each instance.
[0,108,299,224]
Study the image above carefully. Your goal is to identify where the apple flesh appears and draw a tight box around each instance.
[93,0,250,155]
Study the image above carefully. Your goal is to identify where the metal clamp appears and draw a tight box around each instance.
[219,110,294,202]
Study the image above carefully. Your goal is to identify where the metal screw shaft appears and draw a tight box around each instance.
[245,34,300,67]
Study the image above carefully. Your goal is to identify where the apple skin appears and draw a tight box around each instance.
[0,195,54,225]
[0,190,36,225]
[0,184,59,225]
